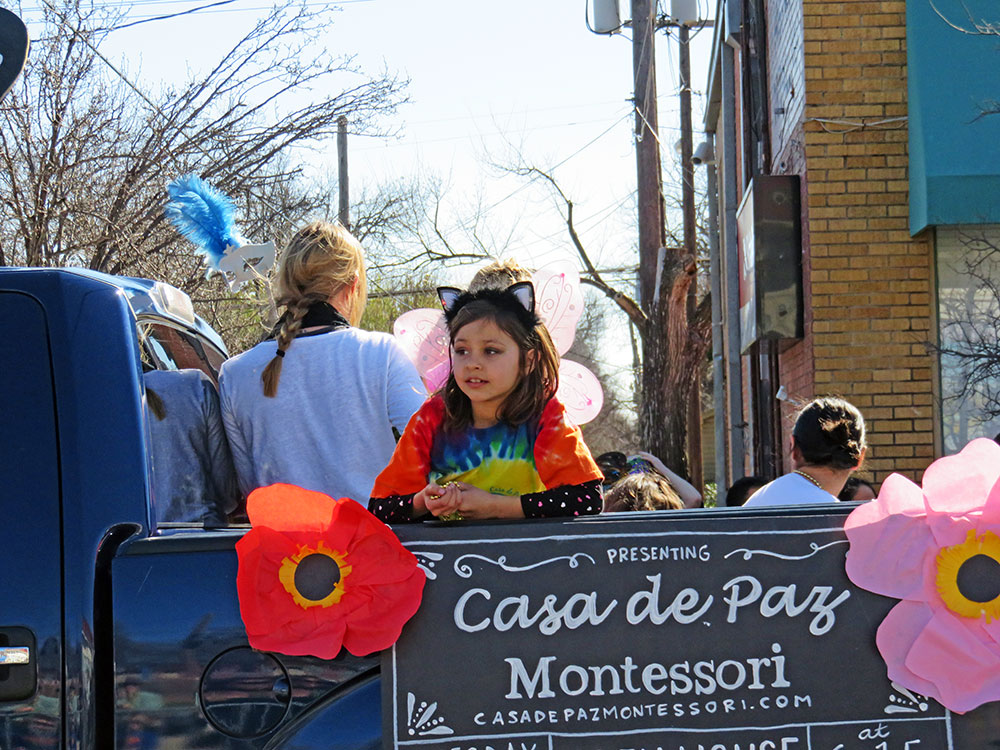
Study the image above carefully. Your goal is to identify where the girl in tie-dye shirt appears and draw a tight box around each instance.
[369,281,603,522]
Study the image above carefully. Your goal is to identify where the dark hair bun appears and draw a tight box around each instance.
[793,398,866,469]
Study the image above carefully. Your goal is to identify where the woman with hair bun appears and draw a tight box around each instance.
[219,220,426,503]
[744,396,867,507]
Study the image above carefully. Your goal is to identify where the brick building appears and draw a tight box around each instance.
[703,0,1000,487]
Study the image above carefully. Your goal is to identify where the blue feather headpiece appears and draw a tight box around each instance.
[165,174,246,267]
[165,174,275,291]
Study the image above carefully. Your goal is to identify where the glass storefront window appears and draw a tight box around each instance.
[936,226,1000,453]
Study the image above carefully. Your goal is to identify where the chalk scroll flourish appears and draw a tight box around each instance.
[724,540,848,562]
[454,552,596,579]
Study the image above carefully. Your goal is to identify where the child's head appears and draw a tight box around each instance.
[439,283,560,429]
[262,221,366,397]
[604,471,683,513]
[838,476,877,502]
[725,475,767,507]
[468,259,533,292]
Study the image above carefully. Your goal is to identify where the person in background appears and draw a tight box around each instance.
[219,221,426,502]
[630,451,702,508]
[838,476,877,502]
[596,450,702,508]
[604,471,684,512]
[725,476,767,507]
[467,258,532,292]
[144,367,239,525]
[744,396,867,507]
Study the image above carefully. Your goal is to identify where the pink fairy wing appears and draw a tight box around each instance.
[556,358,603,425]
[534,260,584,355]
[393,308,450,393]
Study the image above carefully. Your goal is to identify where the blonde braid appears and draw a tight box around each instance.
[261,296,316,398]
[259,220,368,398]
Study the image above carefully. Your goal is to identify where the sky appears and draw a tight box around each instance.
[21,0,715,286]
[18,0,714,394]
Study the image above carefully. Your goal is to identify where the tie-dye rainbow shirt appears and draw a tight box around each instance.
[370,395,603,499]
[428,419,544,496]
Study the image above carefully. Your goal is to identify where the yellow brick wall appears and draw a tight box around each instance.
[800,0,936,483]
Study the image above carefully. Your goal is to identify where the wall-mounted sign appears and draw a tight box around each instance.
[736,175,803,353]
[384,510,999,749]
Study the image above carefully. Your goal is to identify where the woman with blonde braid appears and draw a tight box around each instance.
[219,221,425,503]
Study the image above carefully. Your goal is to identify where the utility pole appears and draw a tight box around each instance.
[337,115,350,230]
[678,23,703,491]
[589,0,707,480]
[632,0,665,311]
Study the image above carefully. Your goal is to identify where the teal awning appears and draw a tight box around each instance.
[908,0,1000,234]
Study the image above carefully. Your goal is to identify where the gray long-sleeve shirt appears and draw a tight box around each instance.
[219,327,426,503]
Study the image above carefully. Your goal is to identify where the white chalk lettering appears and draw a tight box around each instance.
[503,645,792,701]
[606,544,711,564]
[504,656,556,699]
[626,574,714,625]
[457,590,617,635]
[721,575,851,635]
[454,588,491,632]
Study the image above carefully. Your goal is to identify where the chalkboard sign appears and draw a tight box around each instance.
[384,508,1000,750]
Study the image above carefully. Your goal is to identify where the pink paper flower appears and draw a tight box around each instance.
[844,438,1000,713]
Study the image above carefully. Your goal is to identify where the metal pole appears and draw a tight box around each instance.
[721,40,746,479]
[337,115,350,230]
[705,136,727,495]
[679,23,703,491]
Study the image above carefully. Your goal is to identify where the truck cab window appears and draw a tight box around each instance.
[139,322,242,528]
[141,322,224,382]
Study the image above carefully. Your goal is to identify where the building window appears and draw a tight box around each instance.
[936,226,1000,453]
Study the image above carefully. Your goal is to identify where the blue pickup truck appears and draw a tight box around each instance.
[0,268,381,748]
[6,267,1000,750]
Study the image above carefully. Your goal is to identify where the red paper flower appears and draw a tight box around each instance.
[235,483,425,658]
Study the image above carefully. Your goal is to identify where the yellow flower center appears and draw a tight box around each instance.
[278,540,352,610]
[936,529,1000,621]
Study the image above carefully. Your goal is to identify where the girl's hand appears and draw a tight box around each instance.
[633,450,668,476]
[453,483,524,520]
[415,482,461,517]
[426,483,462,518]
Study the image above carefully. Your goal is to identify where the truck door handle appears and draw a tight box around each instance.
[0,647,30,665]
[0,627,36,701]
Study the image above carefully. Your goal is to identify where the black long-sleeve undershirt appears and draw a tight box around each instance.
[368,478,603,523]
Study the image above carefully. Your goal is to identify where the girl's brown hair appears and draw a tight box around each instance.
[441,298,560,431]
[261,221,367,397]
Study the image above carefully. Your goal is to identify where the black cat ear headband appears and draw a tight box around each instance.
[436,281,539,330]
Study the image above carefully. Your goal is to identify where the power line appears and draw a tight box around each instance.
[478,111,632,217]
[19,0,372,12]
[402,99,632,128]
[514,188,638,254]
[101,0,240,32]
[353,115,632,153]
